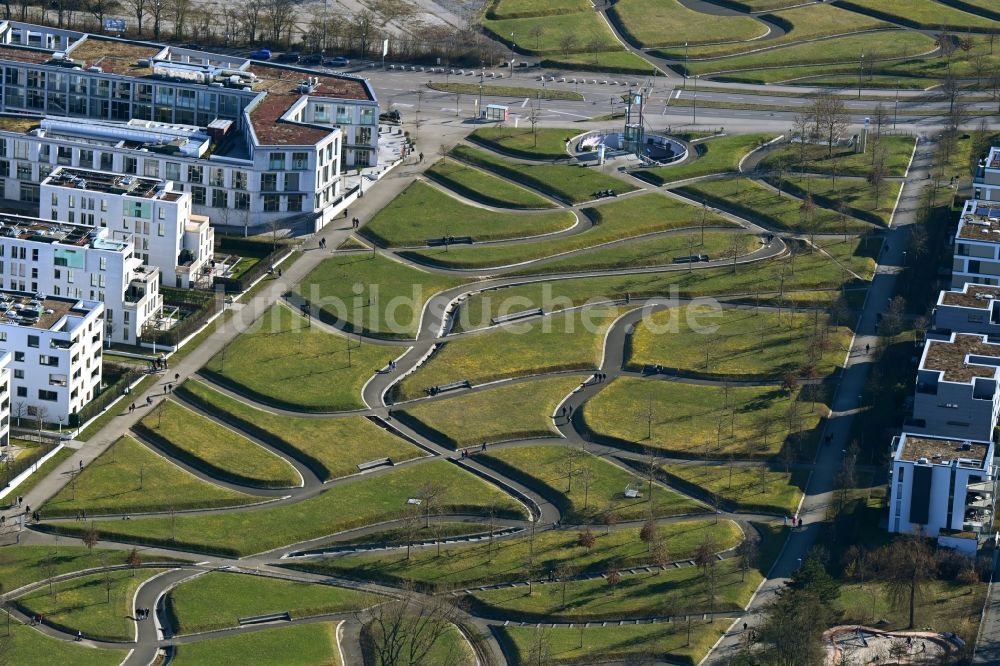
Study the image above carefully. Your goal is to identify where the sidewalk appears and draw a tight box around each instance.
[704,136,937,664]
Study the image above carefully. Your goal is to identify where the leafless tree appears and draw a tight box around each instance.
[791,114,810,166]
[12,401,24,427]
[264,0,296,46]
[558,33,578,56]
[728,232,749,273]
[87,0,119,31]
[526,626,553,666]
[639,519,658,552]
[872,103,888,138]
[148,0,166,39]
[168,0,191,39]
[127,547,142,576]
[528,25,544,51]
[867,143,889,210]
[124,0,147,36]
[880,532,937,629]
[41,551,58,600]
[82,523,99,552]
[360,592,461,666]
[809,93,848,158]
[352,9,377,58]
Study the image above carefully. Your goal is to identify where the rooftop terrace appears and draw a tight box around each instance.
[0,214,128,250]
[0,44,53,64]
[44,168,163,198]
[65,37,160,75]
[958,200,1000,242]
[897,433,990,467]
[939,284,1000,309]
[923,334,1000,382]
[0,291,88,331]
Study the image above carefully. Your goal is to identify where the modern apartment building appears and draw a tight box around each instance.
[0,214,161,345]
[0,350,10,447]
[952,198,1000,289]
[911,333,1000,443]
[933,283,1000,338]
[888,432,995,555]
[973,146,1000,201]
[1,292,103,422]
[0,21,381,228]
[40,167,212,288]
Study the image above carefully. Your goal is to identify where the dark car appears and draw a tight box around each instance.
[301,53,322,65]
[277,52,300,63]
[379,109,401,123]
[324,56,350,67]
[181,42,203,51]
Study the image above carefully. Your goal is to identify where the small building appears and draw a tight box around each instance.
[40,167,213,288]
[911,333,1000,443]
[951,199,1000,289]
[888,432,995,555]
[1,292,103,423]
[933,283,1000,337]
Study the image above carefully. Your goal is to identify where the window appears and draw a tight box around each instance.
[15,385,24,396]
[19,183,38,203]
[292,152,308,170]
[123,156,137,174]
[284,173,299,192]
[15,162,30,180]
[233,170,247,189]
[14,352,23,362]
[263,195,280,212]
[209,168,225,187]
[358,127,372,144]
[211,189,227,208]
[268,152,286,170]
[39,355,58,367]
[235,192,250,210]
[100,152,113,171]
[261,173,277,192]
[79,148,93,168]
[37,389,57,401]
[360,107,375,125]
[143,159,160,178]
[27,335,38,348]
[187,165,203,183]
[158,207,165,220]
[165,162,180,181]
[191,186,206,206]
[287,195,302,212]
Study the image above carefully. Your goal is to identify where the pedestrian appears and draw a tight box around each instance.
[17,496,21,507]
[175,373,180,382]
[23,505,28,514]
[865,343,870,354]
[783,515,788,526]
[1,515,5,526]
[743,622,748,632]
[76,630,82,641]
[130,402,135,413]
[419,152,424,162]
[481,442,486,452]
[146,396,152,406]
[278,268,282,277]
[82,509,86,520]
[79,460,83,471]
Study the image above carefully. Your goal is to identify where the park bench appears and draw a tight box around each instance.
[491,308,543,325]
[426,379,471,396]
[426,236,473,247]
[238,612,291,625]
[357,457,392,472]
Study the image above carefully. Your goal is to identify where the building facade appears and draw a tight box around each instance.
[0,21,381,227]
[2,292,103,422]
[0,350,10,447]
[952,199,1000,289]
[973,146,1000,202]
[41,167,212,288]
[888,433,995,555]
[933,283,1000,338]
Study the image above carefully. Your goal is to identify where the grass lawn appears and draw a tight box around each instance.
[15,569,164,641]
[288,519,741,591]
[499,620,730,666]
[768,175,902,227]
[680,31,935,77]
[428,81,582,102]
[426,159,556,210]
[177,380,424,481]
[816,236,880,281]
[0,545,183,594]
[362,624,472,666]
[359,180,574,247]
[676,178,872,234]
[333,522,492,547]
[636,133,777,185]
[835,579,986,634]
[470,127,578,160]
[170,622,342,666]
[393,308,620,402]
[395,375,582,448]
[758,136,915,178]
[483,11,620,55]
[653,3,888,59]
[660,463,805,515]
[401,192,735,270]
[42,436,256,517]
[540,50,661,75]
[293,253,466,339]
[582,377,824,458]
[3,617,127,666]
[488,0,591,19]
[137,400,299,488]
[468,558,760,621]
[38,461,525,558]
[167,572,372,634]
[455,241,860,329]
[480,445,705,522]
[611,0,767,48]
[507,229,750,277]
[450,144,637,205]
[628,306,851,379]
[836,0,999,30]
[202,304,398,410]
[336,236,369,251]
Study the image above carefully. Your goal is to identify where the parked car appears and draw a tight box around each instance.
[324,56,350,67]
[277,52,300,63]
[249,49,272,60]
[181,42,203,51]
[379,109,401,123]
[301,53,322,65]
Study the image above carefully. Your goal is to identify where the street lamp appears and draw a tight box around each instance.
[692,75,699,125]
[684,41,688,79]
[509,32,515,79]
[893,83,899,130]
[58,415,63,433]
[857,52,864,99]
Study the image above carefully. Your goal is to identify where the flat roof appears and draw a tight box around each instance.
[248,92,330,146]
[988,147,1000,170]
[44,168,163,198]
[0,291,92,330]
[0,44,53,64]
[897,433,990,467]
[939,284,1000,309]
[65,36,160,75]
[958,200,1000,242]
[922,334,1000,382]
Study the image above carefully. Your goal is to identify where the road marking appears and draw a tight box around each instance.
[674,89,682,99]
[393,103,414,107]
[440,107,459,112]
[521,98,529,108]
[546,109,590,118]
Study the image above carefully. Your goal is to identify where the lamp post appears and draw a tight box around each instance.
[478,63,484,120]
[893,83,899,130]
[857,52,864,99]
[692,75,699,125]
[57,416,63,434]
[684,41,688,79]
[509,32,515,79]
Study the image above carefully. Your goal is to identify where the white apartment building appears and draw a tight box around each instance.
[911,333,1000,443]
[973,146,1000,201]
[0,215,161,345]
[0,21,382,228]
[2,292,103,422]
[888,432,996,555]
[0,350,10,447]
[933,283,1000,338]
[952,199,1000,289]
[40,168,212,288]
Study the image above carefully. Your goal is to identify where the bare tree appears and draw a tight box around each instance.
[558,33,578,56]
[264,0,296,45]
[881,532,937,629]
[791,114,810,167]
[169,0,191,39]
[41,551,58,600]
[872,103,888,138]
[239,0,263,44]
[351,9,377,58]
[526,626,553,666]
[809,93,848,159]
[148,0,166,39]
[867,142,889,210]
[418,481,447,529]
[360,592,461,666]
[639,519,658,552]
[126,547,142,576]
[88,0,120,31]
[528,25,544,51]
[82,524,99,553]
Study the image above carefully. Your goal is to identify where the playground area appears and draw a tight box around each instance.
[824,625,960,665]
